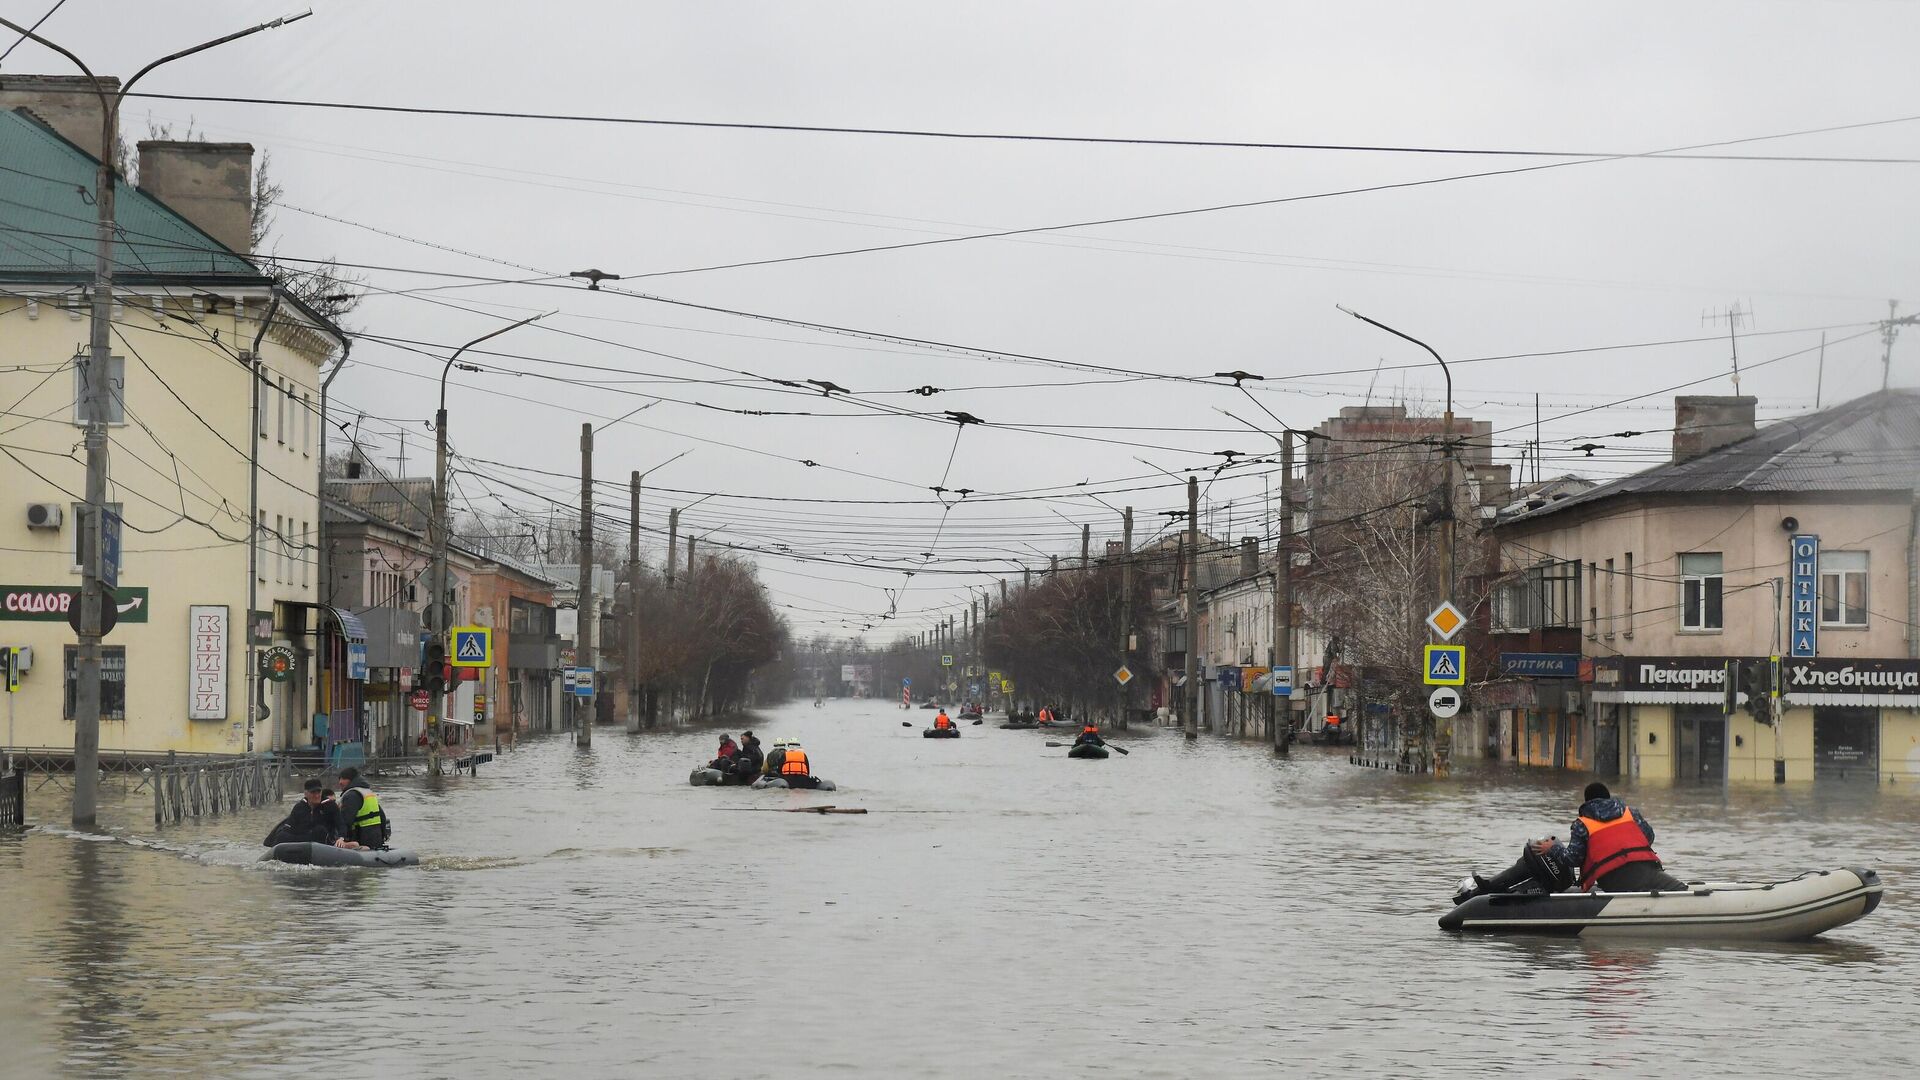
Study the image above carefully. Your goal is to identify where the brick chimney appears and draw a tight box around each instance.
[137,140,255,253]
[0,74,121,154]
[1672,395,1757,464]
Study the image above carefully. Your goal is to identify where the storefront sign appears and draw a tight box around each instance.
[259,644,296,683]
[1790,534,1819,658]
[188,605,228,720]
[1785,658,1920,693]
[1607,656,1920,702]
[1,585,149,622]
[1623,658,1729,691]
[1500,653,1582,678]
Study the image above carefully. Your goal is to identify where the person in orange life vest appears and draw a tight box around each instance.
[1457,782,1684,904]
[1536,782,1686,892]
[1072,724,1105,749]
[1036,706,1055,725]
[777,743,811,779]
[934,710,953,730]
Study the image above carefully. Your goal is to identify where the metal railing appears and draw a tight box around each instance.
[153,754,291,826]
[1,769,22,829]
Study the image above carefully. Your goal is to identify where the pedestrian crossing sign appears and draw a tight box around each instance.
[1423,644,1465,686]
[450,626,493,668]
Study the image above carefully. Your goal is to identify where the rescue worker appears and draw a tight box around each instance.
[934,709,954,730]
[1072,724,1105,750]
[1036,706,1054,725]
[777,741,815,787]
[1455,782,1684,904]
[334,768,390,850]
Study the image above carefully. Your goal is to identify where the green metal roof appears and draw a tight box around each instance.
[0,106,266,283]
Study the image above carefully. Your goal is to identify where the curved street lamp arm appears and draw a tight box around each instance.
[1335,304,1451,412]
[440,310,553,413]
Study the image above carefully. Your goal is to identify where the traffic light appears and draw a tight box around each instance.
[423,640,448,693]
[1723,660,1741,715]
[1742,657,1777,725]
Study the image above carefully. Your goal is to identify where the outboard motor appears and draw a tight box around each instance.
[1452,842,1579,906]
[1522,844,1577,893]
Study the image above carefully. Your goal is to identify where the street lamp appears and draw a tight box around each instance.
[0,10,314,828]
[429,312,549,773]
[622,447,690,732]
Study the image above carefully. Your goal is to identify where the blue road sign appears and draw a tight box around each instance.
[1272,665,1293,696]
[450,626,493,667]
[572,667,594,696]
[902,677,912,687]
[100,509,121,589]
[1423,644,1466,686]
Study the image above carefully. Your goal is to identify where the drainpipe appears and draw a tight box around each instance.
[316,337,350,754]
[244,295,281,754]
[1908,493,1919,660]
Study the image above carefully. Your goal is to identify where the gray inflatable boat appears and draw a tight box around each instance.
[264,842,420,868]
[751,775,838,791]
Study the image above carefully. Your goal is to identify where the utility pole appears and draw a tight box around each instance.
[626,470,642,734]
[666,509,679,589]
[576,423,594,747]
[1273,435,1293,755]
[687,535,697,579]
[1118,505,1133,732]
[1883,301,1903,392]
[1081,524,1090,574]
[1185,475,1199,741]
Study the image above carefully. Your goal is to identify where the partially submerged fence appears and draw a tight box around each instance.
[153,754,291,826]
[1,768,21,829]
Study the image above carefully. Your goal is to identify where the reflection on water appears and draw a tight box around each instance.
[2,698,1916,1078]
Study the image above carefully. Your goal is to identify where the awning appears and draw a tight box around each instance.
[1784,692,1920,708]
[1593,690,1727,705]
[327,606,369,682]
[438,715,475,726]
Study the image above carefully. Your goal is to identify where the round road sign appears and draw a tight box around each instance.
[1428,686,1462,719]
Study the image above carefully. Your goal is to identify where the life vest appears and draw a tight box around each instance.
[1081,726,1098,736]
[347,787,387,843]
[1578,808,1660,890]
[935,713,952,729]
[1038,709,1054,724]
[779,748,810,777]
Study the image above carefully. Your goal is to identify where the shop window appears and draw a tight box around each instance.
[1819,551,1868,627]
[1680,552,1723,631]
[64,645,126,721]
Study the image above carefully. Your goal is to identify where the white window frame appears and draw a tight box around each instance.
[1680,551,1724,632]
[1818,550,1869,628]
[257,511,267,582]
[1624,552,1635,638]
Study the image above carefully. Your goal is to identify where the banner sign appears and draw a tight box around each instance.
[1,585,149,622]
[1500,653,1582,678]
[188,605,228,720]
[1789,534,1819,658]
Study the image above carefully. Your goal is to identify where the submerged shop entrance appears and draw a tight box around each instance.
[1673,705,1725,782]
[1813,706,1878,783]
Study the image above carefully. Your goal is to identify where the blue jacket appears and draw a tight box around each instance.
[1550,797,1656,879]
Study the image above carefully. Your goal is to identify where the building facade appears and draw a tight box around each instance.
[1486,393,1920,784]
[0,97,344,755]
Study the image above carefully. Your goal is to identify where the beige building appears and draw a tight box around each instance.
[0,88,344,755]
[1486,393,1920,785]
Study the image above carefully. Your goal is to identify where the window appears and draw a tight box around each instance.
[70,501,123,572]
[300,521,310,587]
[1624,552,1635,637]
[1680,552,1723,631]
[64,645,127,721]
[1820,551,1868,627]
[71,355,125,426]
[257,372,269,437]
[1604,558,1616,639]
[1587,562,1599,640]
[275,378,287,444]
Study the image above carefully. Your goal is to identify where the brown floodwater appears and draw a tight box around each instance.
[2,697,1916,1078]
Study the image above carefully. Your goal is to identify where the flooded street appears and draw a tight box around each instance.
[3,698,1917,1079]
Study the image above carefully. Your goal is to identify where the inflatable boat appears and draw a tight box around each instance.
[689,767,757,786]
[751,775,838,791]
[923,727,961,739]
[1001,719,1038,730]
[1067,743,1109,759]
[1439,867,1882,941]
[263,842,420,868]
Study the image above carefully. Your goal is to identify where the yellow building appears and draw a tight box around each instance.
[1487,393,1920,785]
[0,89,345,755]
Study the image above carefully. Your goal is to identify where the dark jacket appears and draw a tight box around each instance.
[337,786,390,847]
[1551,797,1658,879]
[264,799,338,847]
[740,739,765,773]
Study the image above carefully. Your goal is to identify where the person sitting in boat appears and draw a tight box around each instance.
[334,768,390,850]
[737,731,765,775]
[710,734,738,769]
[776,742,814,784]
[1072,724,1105,749]
[1036,706,1055,725]
[265,778,347,848]
[1455,782,1684,904]
[933,709,954,730]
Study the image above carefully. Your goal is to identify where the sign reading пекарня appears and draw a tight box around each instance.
[0,585,150,622]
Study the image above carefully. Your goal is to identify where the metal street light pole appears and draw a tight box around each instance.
[622,448,689,733]
[0,10,313,827]
[431,312,546,774]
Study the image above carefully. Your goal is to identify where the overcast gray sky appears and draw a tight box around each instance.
[12,0,1918,641]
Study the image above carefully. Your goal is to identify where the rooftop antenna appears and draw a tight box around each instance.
[1703,302,1752,394]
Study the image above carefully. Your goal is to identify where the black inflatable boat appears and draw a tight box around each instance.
[264,843,420,868]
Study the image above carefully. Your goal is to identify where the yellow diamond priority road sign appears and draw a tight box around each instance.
[1426,600,1466,641]
[1114,665,1134,686]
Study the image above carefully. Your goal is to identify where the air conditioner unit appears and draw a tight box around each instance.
[26,502,63,530]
